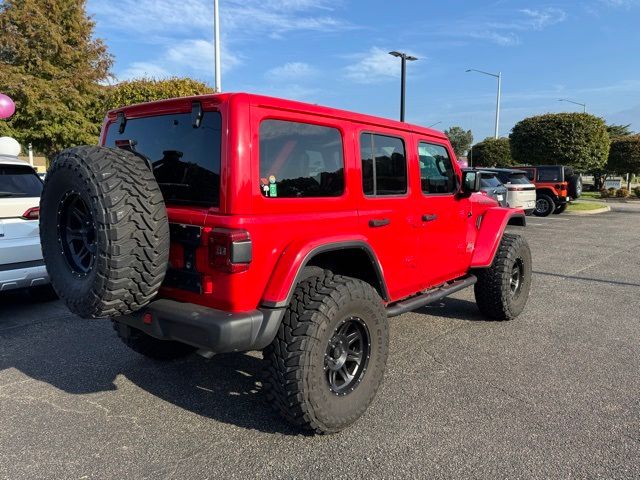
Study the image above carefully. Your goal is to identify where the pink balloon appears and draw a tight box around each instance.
[0,94,16,120]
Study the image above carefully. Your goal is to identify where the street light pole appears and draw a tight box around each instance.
[558,98,586,113]
[389,51,418,122]
[495,72,501,140]
[214,0,222,92]
[466,68,501,139]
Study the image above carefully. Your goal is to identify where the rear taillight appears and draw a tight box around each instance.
[21,207,40,220]
[208,228,252,273]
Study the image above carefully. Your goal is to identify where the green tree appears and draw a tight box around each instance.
[444,126,473,157]
[510,113,610,171]
[0,0,112,157]
[100,78,214,115]
[607,123,634,137]
[607,135,640,189]
[468,137,513,167]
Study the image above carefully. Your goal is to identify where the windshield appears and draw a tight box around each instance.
[0,165,43,197]
[104,111,222,207]
[480,173,502,188]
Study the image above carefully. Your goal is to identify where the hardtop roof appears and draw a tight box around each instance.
[108,92,449,142]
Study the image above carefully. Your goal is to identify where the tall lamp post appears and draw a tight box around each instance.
[389,51,418,122]
[466,68,501,139]
[558,98,586,113]
[214,0,222,92]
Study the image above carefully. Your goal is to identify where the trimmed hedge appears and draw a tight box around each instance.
[607,135,640,175]
[510,113,609,171]
[468,137,513,167]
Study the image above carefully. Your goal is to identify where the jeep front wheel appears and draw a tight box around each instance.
[263,271,389,434]
[474,233,532,320]
[39,146,169,319]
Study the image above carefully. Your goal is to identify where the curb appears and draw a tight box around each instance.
[564,205,611,215]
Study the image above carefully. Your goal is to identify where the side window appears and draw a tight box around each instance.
[360,133,407,196]
[418,142,457,194]
[259,120,344,198]
[524,169,535,181]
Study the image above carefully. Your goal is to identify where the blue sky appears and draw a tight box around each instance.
[87,0,640,142]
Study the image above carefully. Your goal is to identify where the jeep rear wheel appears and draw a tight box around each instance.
[40,146,169,319]
[113,322,196,361]
[263,271,389,434]
[534,193,555,217]
[474,233,532,320]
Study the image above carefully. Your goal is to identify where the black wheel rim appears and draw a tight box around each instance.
[536,198,549,213]
[324,317,371,396]
[510,258,524,297]
[57,191,97,275]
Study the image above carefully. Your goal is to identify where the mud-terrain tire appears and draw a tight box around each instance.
[40,146,169,319]
[263,271,389,434]
[474,233,532,321]
[553,203,568,214]
[567,174,582,199]
[534,193,555,217]
[113,322,196,361]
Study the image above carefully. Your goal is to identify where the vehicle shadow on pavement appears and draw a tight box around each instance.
[415,297,488,322]
[0,302,302,435]
[121,352,303,435]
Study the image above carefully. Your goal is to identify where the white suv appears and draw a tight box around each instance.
[0,154,50,293]
[482,168,537,216]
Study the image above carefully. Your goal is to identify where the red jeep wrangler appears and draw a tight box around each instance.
[39,93,532,434]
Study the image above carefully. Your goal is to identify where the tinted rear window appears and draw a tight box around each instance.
[0,165,43,198]
[537,166,562,182]
[361,133,407,196]
[105,112,221,207]
[508,173,532,184]
[259,120,344,198]
[480,173,502,188]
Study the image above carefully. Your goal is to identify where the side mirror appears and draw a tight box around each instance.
[460,170,481,196]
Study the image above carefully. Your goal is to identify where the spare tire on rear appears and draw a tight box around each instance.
[40,146,169,319]
[567,174,582,199]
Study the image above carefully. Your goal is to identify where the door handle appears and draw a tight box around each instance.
[369,218,390,228]
[422,214,438,222]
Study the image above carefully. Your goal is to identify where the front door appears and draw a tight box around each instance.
[415,141,472,288]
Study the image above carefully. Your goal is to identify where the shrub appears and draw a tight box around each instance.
[616,188,629,198]
[510,113,610,171]
[468,137,513,167]
[607,135,640,177]
[600,189,610,198]
[634,186,640,198]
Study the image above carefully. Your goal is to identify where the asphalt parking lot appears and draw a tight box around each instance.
[1,211,639,479]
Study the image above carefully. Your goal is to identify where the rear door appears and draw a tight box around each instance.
[414,140,472,287]
[357,130,421,300]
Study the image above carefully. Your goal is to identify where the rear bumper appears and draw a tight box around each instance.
[116,299,285,353]
[0,261,49,292]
